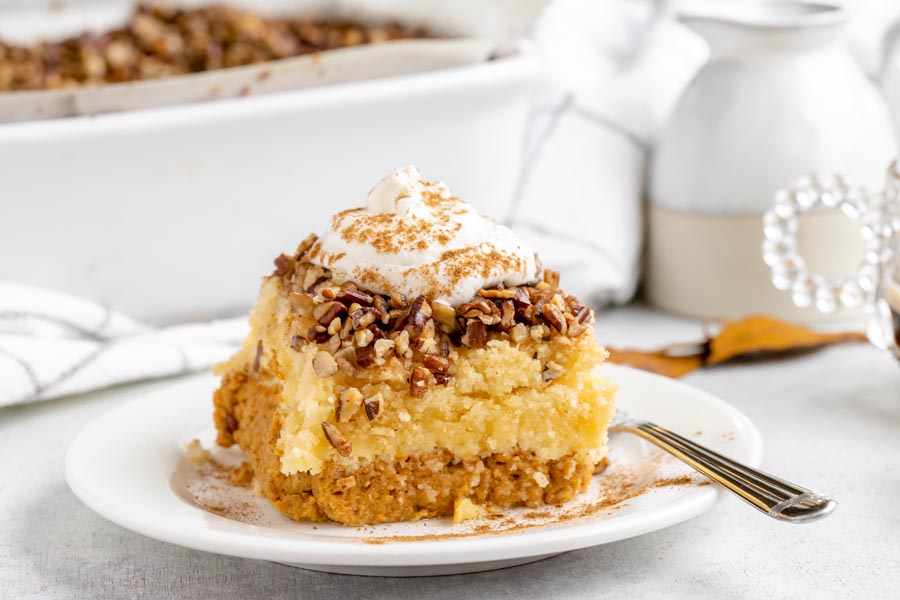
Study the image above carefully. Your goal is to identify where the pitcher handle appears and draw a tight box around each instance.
[762,174,889,313]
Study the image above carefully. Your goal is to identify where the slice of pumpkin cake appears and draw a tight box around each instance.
[213,166,616,525]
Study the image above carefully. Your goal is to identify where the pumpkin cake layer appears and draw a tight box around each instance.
[214,369,596,525]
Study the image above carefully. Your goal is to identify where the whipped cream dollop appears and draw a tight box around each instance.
[306,166,539,306]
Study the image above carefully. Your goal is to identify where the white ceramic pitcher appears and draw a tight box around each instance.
[648,1,897,320]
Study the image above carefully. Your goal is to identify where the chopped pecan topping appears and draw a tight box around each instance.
[312,351,338,378]
[373,338,395,359]
[353,328,375,348]
[513,287,531,307]
[252,340,263,373]
[337,287,374,306]
[407,295,432,337]
[409,366,432,398]
[575,306,592,324]
[314,301,346,325]
[295,234,317,257]
[499,299,516,330]
[364,393,383,421]
[335,387,362,423]
[272,243,593,384]
[430,300,457,328]
[433,372,452,386]
[350,308,377,329]
[461,320,487,348]
[321,422,352,457]
[273,254,294,277]
[290,334,305,351]
[541,303,567,334]
[393,330,411,357]
[542,361,565,382]
[327,317,342,336]
[422,354,450,372]
[509,323,529,344]
[479,287,517,299]
[355,345,377,368]
[543,269,560,289]
[307,325,329,344]
[289,291,314,315]
[457,300,495,319]
[305,275,329,294]
[372,295,390,324]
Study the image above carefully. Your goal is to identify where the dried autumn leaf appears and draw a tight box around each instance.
[605,348,703,378]
[604,314,867,378]
[705,315,867,365]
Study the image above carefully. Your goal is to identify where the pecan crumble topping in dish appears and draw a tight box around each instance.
[0,3,425,92]
[213,166,617,525]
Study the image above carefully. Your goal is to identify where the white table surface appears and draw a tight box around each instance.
[2,305,899,599]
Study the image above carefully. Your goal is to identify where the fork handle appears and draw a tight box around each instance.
[611,420,837,523]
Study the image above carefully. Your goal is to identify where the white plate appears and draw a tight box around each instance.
[66,365,763,576]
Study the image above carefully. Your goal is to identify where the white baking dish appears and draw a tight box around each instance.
[0,48,540,323]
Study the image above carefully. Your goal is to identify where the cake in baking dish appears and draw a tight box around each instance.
[212,166,616,525]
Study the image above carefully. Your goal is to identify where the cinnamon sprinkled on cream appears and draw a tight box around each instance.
[307,166,539,306]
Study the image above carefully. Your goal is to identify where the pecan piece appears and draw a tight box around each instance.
[509,322,528,344]
[307,325,330,343]
[407,295,432,337]
[479,287,517,299]
[312,351,338,377]
[433,372,453,386]
[290,334,305,351]
[350,308,377,329]
[355,345,377,367]
[295,233,317,258]
[498,299,516,330]
[542,361,565,382]
[353,328,375,347]
[575,306,592,324]
[457,300,495,319]
[541,303,567,334]
[252,340,263,373]
[321,422,352,457]
[373,338,395,359]
[337,288,373,307]
[327,317,342,336]
[409,366,431,398]
[422,354,450,372]
[513,287,531,307]
[372,295,390,324]
[430,300,457,328]
[288,291,314,315]
[335,387,362,423]
[461,320,487,348]
[543,269,560,289]
[314,301,346,325]
[393,330,411,357]
[389,293,407,309]
[273,253,294,277]
[364,393,383,421]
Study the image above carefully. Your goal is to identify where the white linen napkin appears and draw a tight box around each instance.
[508,0,707,306]
[0,282,246,407]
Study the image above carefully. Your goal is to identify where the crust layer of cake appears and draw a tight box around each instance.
[214,370,595,525]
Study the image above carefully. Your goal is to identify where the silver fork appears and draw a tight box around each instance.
[610,409,837,523]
